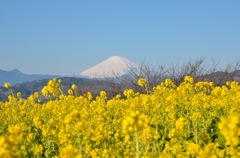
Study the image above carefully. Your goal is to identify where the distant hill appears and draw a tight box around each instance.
[196,70,240,85]
[0,68,60,86]
[1,66,240,101]
[0,77,120,101]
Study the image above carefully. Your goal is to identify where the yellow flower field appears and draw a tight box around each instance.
[0,76,240,157]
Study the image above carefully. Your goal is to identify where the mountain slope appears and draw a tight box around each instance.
[80,56,139,78]
[0,69,60,86]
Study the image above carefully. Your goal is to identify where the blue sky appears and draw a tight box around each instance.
[0,1,240,76]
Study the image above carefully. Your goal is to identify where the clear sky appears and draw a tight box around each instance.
[0,1,240,76]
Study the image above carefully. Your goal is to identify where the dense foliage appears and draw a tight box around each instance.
[0,77,240,157]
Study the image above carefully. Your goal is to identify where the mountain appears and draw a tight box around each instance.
[0,68,60,86]
[80,56,139,78]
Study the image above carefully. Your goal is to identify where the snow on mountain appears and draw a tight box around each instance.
[80,56,139,78]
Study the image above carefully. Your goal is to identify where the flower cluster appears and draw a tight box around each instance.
[1,76,240,157]
[41,78,61,97]
[218,113,240,157]
[122,111,151,140]
[138,78,147,87]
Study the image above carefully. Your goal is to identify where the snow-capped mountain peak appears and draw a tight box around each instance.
[80,56,139,78]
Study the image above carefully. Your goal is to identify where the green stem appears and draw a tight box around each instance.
[74,89,78,97]
[59,87,64,95]
[135,133,139,158]
[10,87,15,97]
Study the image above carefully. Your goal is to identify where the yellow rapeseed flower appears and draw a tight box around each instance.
[59,145,81,158]
[1,76,240,157]
[34,144,43,154]
[184,76,194,84]
[138,78,147,87]
[17,92,21,98]
[4,82,10,89]
[71,84,77,90]
[68,89,73,95]
[175,117,187,130]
